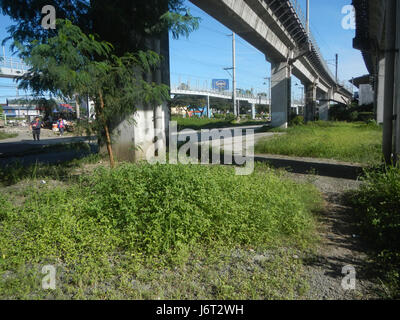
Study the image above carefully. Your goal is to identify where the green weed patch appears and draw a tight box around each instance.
[255,122,382,164]
[172,116,267,131]
[348,165,400,298]
[0,132,18,140]
[0,163,322,299]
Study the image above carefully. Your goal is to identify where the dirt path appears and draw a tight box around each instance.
[286,173,383,299]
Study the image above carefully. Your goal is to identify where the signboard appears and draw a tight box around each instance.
[212,79,230,91]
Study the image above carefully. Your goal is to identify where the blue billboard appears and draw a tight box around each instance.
[212,79,230,91]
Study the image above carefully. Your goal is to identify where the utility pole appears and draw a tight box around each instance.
[232,32,237,118]
[264,77,272,116]
[383,0,397,164]
[306,0,310,37]
[75,94,80,121]
[335,53,339,83]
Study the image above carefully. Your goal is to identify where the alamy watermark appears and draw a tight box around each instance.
[341,265,356,290]
[341,5,356,30]
[41,265,56,290]
[146,121,255,176]
[41,5,56,30]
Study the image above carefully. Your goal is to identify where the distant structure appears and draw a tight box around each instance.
[353,0,400,163]
[190,0,353,127]
[1,103,40,119]
[350,75,374,107]
[212,79,230,91]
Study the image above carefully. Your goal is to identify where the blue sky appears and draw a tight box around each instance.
[0,0,367,103]
[170,0,367,99]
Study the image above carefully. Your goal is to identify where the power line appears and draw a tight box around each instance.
[171,52,226,68]
[172,38,230,52]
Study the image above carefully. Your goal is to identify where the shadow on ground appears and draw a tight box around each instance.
[302,192,385,299]
[253,156,364,180]
[0,136,97,158]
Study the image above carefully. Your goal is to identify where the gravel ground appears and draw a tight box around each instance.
[0,132,386,299]
[1,126,66,140]
[285,172,384,300]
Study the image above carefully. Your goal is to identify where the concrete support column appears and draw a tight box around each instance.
[377,54,386,124]
[394,1,400,162]
[153,38,167,159]
[271,61,291,128]
[383,0,397,164]
[110,32,170,162]
[251,103,256,120]
[207,95,210,118]
[75,94,80,120]
[305,83,317,122]
[319,89,333,121]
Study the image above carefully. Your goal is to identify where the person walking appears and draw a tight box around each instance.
[57,117,66,136]
[30,117,42,141]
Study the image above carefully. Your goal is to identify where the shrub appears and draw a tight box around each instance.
[81,164,321,254]
[329,103,375,123]
[255,121,382,164]
[350,165,400,250]
[224,113,236,122]
[289,115,304,127]
[0,163,323,298]
[213,113,225,119]
[358,112,375,122]
[0,163,322,268]
[329,104,348,121]
[349,165,400,297]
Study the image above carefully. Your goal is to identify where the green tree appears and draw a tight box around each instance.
[0,1,200,54]
[36,98,58,119]
[1,1,200,166]
[17,19,170,167]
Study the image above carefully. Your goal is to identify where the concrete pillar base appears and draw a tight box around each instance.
[102,29,170,164]
[319,89,333,121]
[251,103,256,120]
[305,83,317,122]
[271,61,291,128]
[377,55,385,124]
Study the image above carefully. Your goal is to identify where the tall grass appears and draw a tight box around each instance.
[0,153,102,186]
[0,163,322,298]
[255,122,383,164]
[348,165,400,298]
[172,116,266,131]
[0,132,18,140]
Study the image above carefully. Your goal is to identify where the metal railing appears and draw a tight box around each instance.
[0,56,29,72]
[171,82,270,102]
[288,0,352,93]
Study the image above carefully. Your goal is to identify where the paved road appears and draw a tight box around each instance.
[0,128,98,167]
[0,126,97,157]
[0,125,265,168]
[0,149,97,167]
[0,136,97,157]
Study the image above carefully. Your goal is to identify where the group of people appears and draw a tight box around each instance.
[30,117,67,141]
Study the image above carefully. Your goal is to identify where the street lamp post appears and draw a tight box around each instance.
[263,77,271,116]
[295,83,304,115]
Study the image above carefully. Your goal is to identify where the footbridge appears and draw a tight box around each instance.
[0,55,28,79]
[190,0,353,126]
[171,86,270,105]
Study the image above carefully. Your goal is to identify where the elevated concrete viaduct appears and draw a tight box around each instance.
[353,0,400,163]
[190,0,353,127]
[1,1,354,162]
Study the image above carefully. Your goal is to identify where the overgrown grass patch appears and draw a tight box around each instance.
[172,116,267,131]
[347,165,400,298]
[0,153,103,186]
[0,163,322,299]
[0,132,18,140]
[255,121,382,164]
